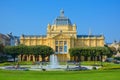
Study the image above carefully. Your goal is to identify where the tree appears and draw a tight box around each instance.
[30,45,54,62]
[95,47,110,66]
[82,48,91,61]
[90,47,97,65]
[32,46,40,61]
[69,48,79,61]
[0,42,4,53]
[69,46,111,66]
[108,46,117,57]
[18,45,28,61]
[4,45,54,62]
[39,45,54,62]
[0,42,7,62]
[4,46,21,62]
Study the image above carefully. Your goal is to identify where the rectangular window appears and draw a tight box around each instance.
[55,46,58,52]
[64,46,67,52]
[59,46,63,52]
[64,41,67,45]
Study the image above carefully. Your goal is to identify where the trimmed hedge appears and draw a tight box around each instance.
[99,66,120,70]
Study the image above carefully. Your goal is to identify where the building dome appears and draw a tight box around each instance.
[54,10,72,26]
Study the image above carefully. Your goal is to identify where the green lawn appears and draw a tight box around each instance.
[0,69,120,80]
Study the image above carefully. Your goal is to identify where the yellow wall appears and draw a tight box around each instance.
[20,24,104,62]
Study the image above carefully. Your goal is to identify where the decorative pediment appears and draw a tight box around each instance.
[52,33,71,39]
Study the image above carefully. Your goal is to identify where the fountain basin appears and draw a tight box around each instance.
[5,66,29,71]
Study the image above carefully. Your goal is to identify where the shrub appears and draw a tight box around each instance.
[114,57,120,60]
[99,66,120,70]
[92,66,97,70]
[0,56,7,62]
[42,68,46,71]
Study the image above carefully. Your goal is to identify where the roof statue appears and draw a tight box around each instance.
[60,9,64,17]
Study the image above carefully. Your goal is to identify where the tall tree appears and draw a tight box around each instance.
[69,47,111,64]
[90,47,97,65]
[69,48,78,61]
[31,45,54,62]
[108,46,117,57]
[4,46,20,62]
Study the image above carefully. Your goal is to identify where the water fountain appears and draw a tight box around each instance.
[48,54,60,68]
[29,54,63,71]
[0,55,93,71]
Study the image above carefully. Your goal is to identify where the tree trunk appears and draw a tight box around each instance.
[100,54,103,66]
[13,55,16,62]
[74,56,76,61]
[20,54,23,61]
[35,56,36,61]
[77,55,81,67]
[77,55,81,62]
[94,56,95,65]
[41,55,45,62]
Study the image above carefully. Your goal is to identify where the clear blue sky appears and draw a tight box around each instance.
[0,0,120,43]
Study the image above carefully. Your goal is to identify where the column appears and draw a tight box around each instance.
[33,55,35,62]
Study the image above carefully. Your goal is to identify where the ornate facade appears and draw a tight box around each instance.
[20,10,104,62]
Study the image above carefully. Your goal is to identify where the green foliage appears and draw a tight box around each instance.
[4,45,54,62]
[114,57,120,60]
[107,46,117,57]
[0,61,33,66]
[0,62,16,66]
[92,66,97,70]
[42,68,46,71]
[99,66,120,70]
[17,61,33,65]
[69,47,111,59]
[0,56,7,62]
[4,46,21,62]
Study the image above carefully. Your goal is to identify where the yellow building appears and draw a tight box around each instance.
[20,10,104,62]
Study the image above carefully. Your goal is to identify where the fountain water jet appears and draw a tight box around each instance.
[48,54,60,68]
